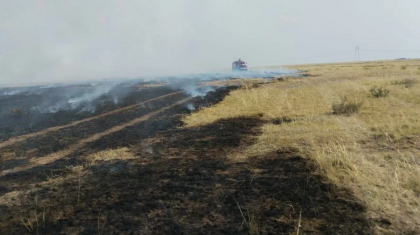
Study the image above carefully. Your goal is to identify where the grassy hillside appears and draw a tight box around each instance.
[185,59,420,233]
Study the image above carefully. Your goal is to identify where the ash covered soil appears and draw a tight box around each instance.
[0,84,372,234]
[0,83,181,141]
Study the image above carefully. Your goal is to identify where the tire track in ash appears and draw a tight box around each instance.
[0,91,183,149]
[0,97,193,177]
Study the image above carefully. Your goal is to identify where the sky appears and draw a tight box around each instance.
[1,0,420,84]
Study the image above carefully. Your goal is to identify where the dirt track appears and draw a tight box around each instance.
[0,85,372,234]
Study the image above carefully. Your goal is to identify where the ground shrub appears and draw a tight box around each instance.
[332,97,363,115]
[391,78,417,88]
[369,86,390,98]
[401,65,407,70]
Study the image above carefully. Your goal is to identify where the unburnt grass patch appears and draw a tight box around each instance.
[185,59,420,233]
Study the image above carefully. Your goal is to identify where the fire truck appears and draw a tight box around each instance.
[232,59,248,71]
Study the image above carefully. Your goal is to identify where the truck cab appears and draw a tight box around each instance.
[232,59,248,71]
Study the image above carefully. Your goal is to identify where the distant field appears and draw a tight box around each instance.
[185,59,420,233]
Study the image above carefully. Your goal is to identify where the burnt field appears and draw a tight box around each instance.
[0,79,372,234]
[0,82,184,141]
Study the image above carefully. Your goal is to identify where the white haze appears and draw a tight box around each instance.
[0,68,291,114]
[1,0,420,85]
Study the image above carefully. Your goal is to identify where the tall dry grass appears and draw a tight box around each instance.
[184,59,420,233]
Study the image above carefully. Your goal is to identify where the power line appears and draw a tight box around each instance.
[361,49,420,53]
[279,51,350,62]
[271,48,420,65]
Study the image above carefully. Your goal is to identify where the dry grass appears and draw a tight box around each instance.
[200,78,269,87]
[87,147,136,163]
[183,59,420,233]
[332,96,363,115]
[391,78,418,88]
[27,148,135,189]
[137,82,169,89]
[0,148,136,232]
[0,147,136,227]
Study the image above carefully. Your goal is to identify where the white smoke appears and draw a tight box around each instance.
[0,68,297,114]
[67,84,115,109]
[187,103,196,110]
[161,68,295,97]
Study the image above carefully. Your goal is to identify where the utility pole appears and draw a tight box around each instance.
[354,46,360,61]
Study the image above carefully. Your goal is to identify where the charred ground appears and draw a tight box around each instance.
[0,83,182,142]
[0,83,372,234]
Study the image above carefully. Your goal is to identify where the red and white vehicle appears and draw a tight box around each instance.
[232,59,248,71]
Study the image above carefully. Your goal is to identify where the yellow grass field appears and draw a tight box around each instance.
[185,59,420,233]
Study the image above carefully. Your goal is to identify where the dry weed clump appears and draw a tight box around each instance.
[369,86,390,98]
[184,59,420,233]
[332,97,363,115]
[391,78,417,88]
[20,197,47,233]
[88,148,136,163]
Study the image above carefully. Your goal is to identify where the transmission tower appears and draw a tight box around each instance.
[354,46,360,61]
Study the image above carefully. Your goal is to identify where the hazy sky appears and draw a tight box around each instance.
[1,0,420,84]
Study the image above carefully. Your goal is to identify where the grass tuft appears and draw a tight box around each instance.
[332,97,363,115]
[88,148,136,162]
[391,78,417,88]
[369,86,390,98]
[233,195,259,235]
